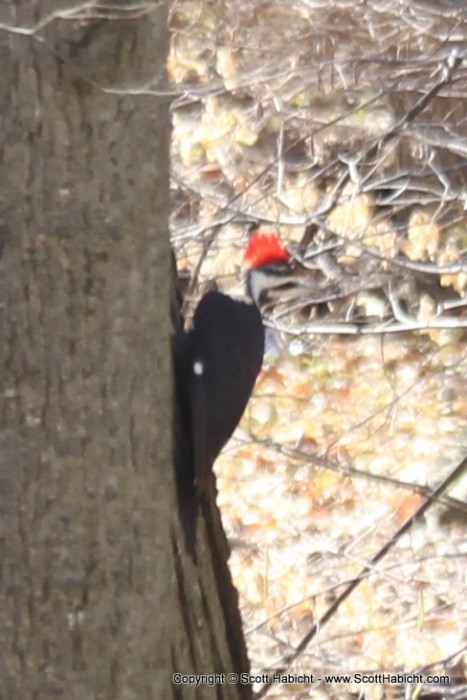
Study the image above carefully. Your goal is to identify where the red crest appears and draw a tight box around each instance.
[244,231,289,269]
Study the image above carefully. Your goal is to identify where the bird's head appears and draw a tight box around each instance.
[244,231,296,306]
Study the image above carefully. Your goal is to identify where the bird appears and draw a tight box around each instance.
[173,231,293,495]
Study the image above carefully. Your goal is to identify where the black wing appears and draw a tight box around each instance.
[188,291,264,491]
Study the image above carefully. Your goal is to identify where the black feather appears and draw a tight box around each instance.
[187,291,264,491]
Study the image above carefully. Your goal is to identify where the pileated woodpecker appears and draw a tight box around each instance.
[174,231,292,500]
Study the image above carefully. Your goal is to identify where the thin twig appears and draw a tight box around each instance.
[255,453,467,699]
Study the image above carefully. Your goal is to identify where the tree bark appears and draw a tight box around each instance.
[0,2,251,698]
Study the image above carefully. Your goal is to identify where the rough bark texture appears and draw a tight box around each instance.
[1,2,171,698]
[0,2,252,698]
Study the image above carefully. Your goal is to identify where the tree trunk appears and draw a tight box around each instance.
[0,2,251,698]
